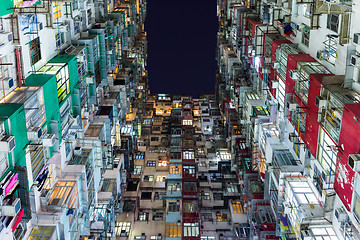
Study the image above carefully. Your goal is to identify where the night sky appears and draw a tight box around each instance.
[145,0,218,98]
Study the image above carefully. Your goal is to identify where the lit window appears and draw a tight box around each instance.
[52,3,61,21]
[138,211,149,221]
[216,213,228,222]
[147,161,156,167]
[183,165,196,175]
[183,120,193,126]
[183,151,194,160]
[165,223,181,237]
[169,165,181,174]
[29,37,41,65]
[156,176,166,182]
[167,183,181,192]
[183,222,199,237]
[144,175,154,182]
[115,222,131,237]
[152,211,163,221]
[154,192,165,200]
[158,160,168,167]
[134,166,142,175]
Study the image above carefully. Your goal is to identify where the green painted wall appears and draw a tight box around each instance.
[0,0,14,17]
[25,74,61,142]
[0,104,28,167]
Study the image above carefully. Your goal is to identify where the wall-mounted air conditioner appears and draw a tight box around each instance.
[1,77,14,90]
[0,198,21,216]
[335,207,348,222]
[351,55,360,67]
[290,70,299,80]
[85,76,95,84]
[272,62,280,69]
[348,154,360,172]
[287,101,297,111]
[78,54,86,63]
[27,127,42,141]
[68,132,78,141]
[353,33,360,45]
[0,135,15,152]
[315,96,327,109]
[59,23,70,33]
[300,230,314,240]
[74,146,82,156]
[272,81,279,89]
[0,32,13,45]
[42,134,56,147]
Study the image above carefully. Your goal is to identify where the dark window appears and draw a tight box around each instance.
[30,37,41,65]
[327,14,339,32]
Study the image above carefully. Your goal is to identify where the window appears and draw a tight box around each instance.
[354,195,360,222]
[202,213,213,221]
[183,165,196,175]
[49,181,78,209]
[147,161,156,167]
[55,32,64,49]
[156,176,166,182]
[301,25,310,47]
[317,128,337,175]
[311,227,338,240]
[141,192,152,200]
[327,14,339,33]
[134,165,142,175]
[151,137,159,142]
[30,37,41,65]
[28,226,55,239]
[183,151,194,160]
[216,213,228,222]
[165,223,181,237]
[170,151,181,159]
[52,3,61,22]
[136,152,145,159]
[158,160,168,167]
[154,192,165,200]
[167,183,181,192]
[232,201,244,213]
[168,201,180,212]
[115,222,131,237]
[72,0,78,10]
[183,201,197,213]
[138,211,149,221]
[183,223,199,237]
[183,120,193,126]
[197,148,205,155]
[152,211,163,221]
[144,175,154,182]
[169,165,181,174]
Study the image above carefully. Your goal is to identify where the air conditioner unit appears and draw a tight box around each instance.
[107,50,113,55]
[1,77,14,90]
[282,1,290,8]
[59,23,70,33]
[353,33,360,45]
[78,54,86,63]
[0,32,13,44]
[42,134,56,147]
[335,207,348,222]
[290,70,299,80]
[272,62,280,69]
[269,81,278,89]
[74,146,82,156]
[287,101,297,111]
[300,230,314,240]
[85,76,95,84]
[348,154,360,172]
[27,127,42,141]
[315,96,327,109]
[244,30,250,36]
[350,55,360,67]
[68,132,77,141]
[1,198,21,216]
[0,135,15,152]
